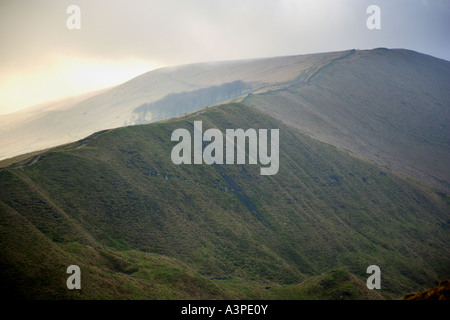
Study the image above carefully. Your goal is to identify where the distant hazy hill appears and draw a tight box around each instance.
[1,48,449,195]
[0,103,448,299]
[0,51,340,161]
[243,48,450,194]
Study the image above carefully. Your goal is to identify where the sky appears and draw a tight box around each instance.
[0,0,449,115]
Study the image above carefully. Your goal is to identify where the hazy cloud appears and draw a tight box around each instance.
[1,0,449,113]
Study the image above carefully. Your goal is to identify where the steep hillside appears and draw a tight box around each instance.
[243,48,450,193]
[1,103,448,299]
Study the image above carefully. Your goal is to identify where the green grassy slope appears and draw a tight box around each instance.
[0,103,449,299]
[0,199,236,300]
[216,269,385,300]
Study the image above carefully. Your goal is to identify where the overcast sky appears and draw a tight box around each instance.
[1,0,449,114]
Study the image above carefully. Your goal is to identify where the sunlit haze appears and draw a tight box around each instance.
[0,57,158,114]
[1,0,449,115]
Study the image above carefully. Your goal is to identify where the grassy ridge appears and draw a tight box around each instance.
[0,103,449,299]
